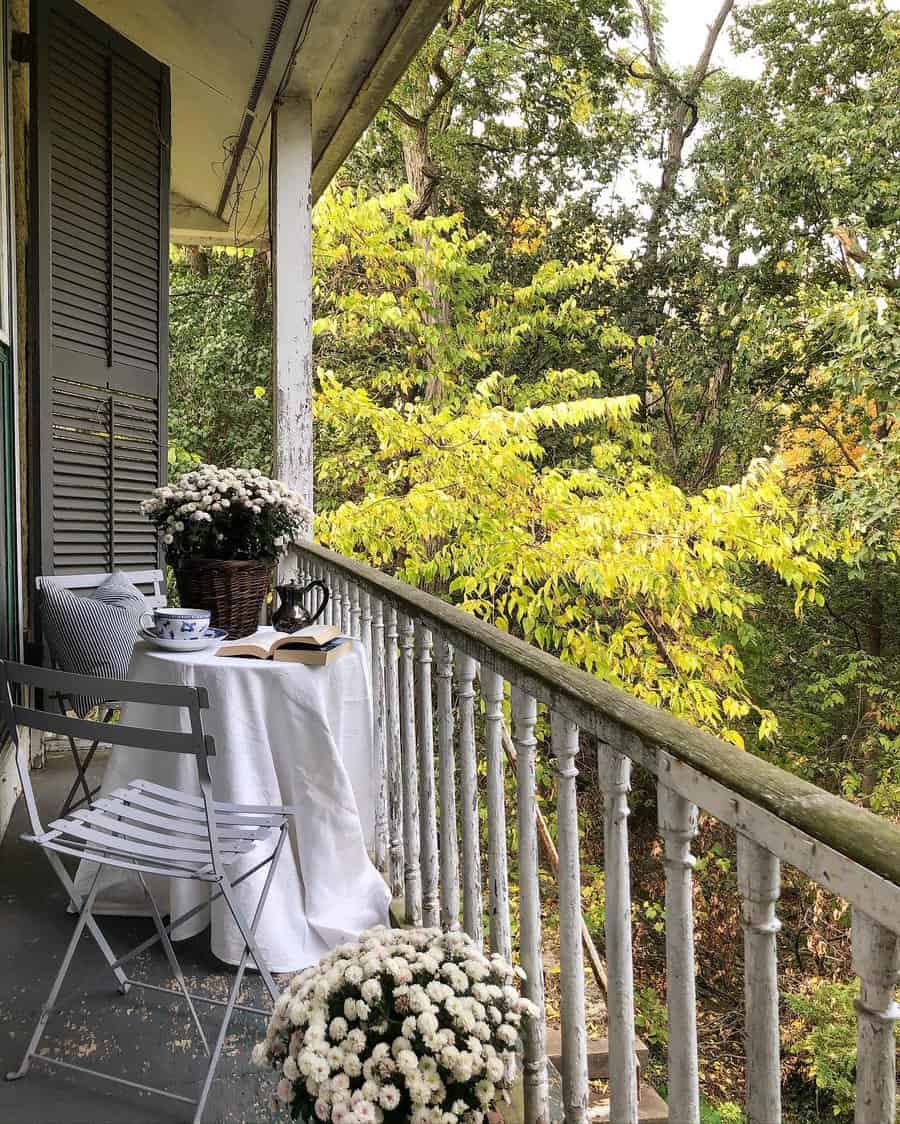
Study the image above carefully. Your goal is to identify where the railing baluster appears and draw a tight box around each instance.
[371,597,389,877]
[456,652,482,944]
[737,835,781,1124]
[349,583,361,639]
[553,712,588,1124]
[851,910,899,1124]
[341,577,352,635]
[658,780,700,1124]
[598,727,638,1124]
[399,613,422,924]
[384,606,404,899]
[360,589,373,656]
[482,668,511,962]
[513,687,549,1124]
[416,624,439,927]
[329,573,341,629]
[436,636,459,930]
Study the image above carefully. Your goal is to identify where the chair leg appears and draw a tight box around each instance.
[58,738,101,818]
[6,868,103,1081]
[57,703,113,818]
[45,851,129,993]
[193,827,287,1124]
[218,826,288,1004]
[138,872,210,1056]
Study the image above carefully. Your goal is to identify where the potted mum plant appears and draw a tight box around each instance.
[253,925,537,1124]
[141,464,312,638]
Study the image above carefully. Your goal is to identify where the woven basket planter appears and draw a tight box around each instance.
[174,558,270,639]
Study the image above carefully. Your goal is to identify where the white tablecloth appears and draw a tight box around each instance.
[73,631,390,972]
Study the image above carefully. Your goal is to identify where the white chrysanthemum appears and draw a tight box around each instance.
[361,978,382,1003]
[378,1085,401,1110]
[397,1049,418,1076]
[474,1080,495,1108]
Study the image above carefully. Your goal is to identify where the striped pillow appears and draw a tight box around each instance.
[41,573,146,717]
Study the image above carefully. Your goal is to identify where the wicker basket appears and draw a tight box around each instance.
[174,559,270,639]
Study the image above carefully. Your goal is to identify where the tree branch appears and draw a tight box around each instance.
[385,99,424,131]
[690,0,737,88]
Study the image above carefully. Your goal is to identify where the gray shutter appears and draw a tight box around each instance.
[32,0,169,577]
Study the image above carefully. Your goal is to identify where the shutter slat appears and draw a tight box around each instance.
[40,0,167,578]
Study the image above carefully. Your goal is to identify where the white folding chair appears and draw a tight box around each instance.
[2,660,291,1124]
[35,569,166,818]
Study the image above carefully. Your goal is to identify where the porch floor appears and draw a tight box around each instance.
[0,752,280,1124]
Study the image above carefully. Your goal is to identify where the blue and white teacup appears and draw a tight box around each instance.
[139,607,211,642]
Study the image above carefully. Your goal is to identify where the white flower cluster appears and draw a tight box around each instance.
[252,926,537,1124]
[140,464,311,556]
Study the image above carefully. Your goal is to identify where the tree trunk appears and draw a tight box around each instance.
[187,244,209,278]
[401,127,449,400]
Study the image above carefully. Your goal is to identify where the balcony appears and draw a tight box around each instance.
[1,542,898,1124]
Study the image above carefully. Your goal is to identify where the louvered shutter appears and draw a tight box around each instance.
[33,0,169,577]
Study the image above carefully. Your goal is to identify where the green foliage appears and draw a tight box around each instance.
[633,985,668,1049]
[169,247,274,473]
[783,980,861,1120]
[701,1103,745,1124]
[314,189,835,741]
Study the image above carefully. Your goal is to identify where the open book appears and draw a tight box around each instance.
[217,624,352,666]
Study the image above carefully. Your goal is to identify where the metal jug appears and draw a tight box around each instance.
[272,579,330,633]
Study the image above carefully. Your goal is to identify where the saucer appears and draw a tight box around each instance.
[139,626,228,653]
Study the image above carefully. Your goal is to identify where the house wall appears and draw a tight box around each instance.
[0,0,31,843]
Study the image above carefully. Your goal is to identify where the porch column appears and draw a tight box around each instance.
[272,93,314,572]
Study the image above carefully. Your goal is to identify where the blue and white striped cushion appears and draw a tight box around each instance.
[41,573,146,716]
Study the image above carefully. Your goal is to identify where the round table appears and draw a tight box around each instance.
[73,630,390,972]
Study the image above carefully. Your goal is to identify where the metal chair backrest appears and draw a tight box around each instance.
[0,661,221,865]
[35,569,167,609]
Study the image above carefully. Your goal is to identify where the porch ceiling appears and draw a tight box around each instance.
[79,0,447,245]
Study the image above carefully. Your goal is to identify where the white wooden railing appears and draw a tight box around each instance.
[296,543,900,1124]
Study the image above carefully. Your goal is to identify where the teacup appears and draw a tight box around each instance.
[139,607,211,642]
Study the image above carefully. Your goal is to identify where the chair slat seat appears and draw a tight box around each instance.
[32,778,289,879]
[110,783,286,828]
[91,794,269,840]
[131,778,295,819]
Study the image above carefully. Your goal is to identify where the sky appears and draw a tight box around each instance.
[660,0,762,78]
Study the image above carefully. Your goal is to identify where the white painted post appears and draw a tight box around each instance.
[737,835,782,1124]
[341,577,352,635]
[272,94,313,581]
[553,711,588,1124]
[456,652,482,944]
[598,730,638,1124]
[350,584,361,639]
[482,669,511,963]
[851,910,899,1124]
[328,575,340,628]
[384,606,404,899]
[399,613,422,924]
[658,782,700,1124]
[436,636,459,930]
[513,688,549,1124]
[371,597,389,877]
[416,624,439,927]
[360,589,373,656]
